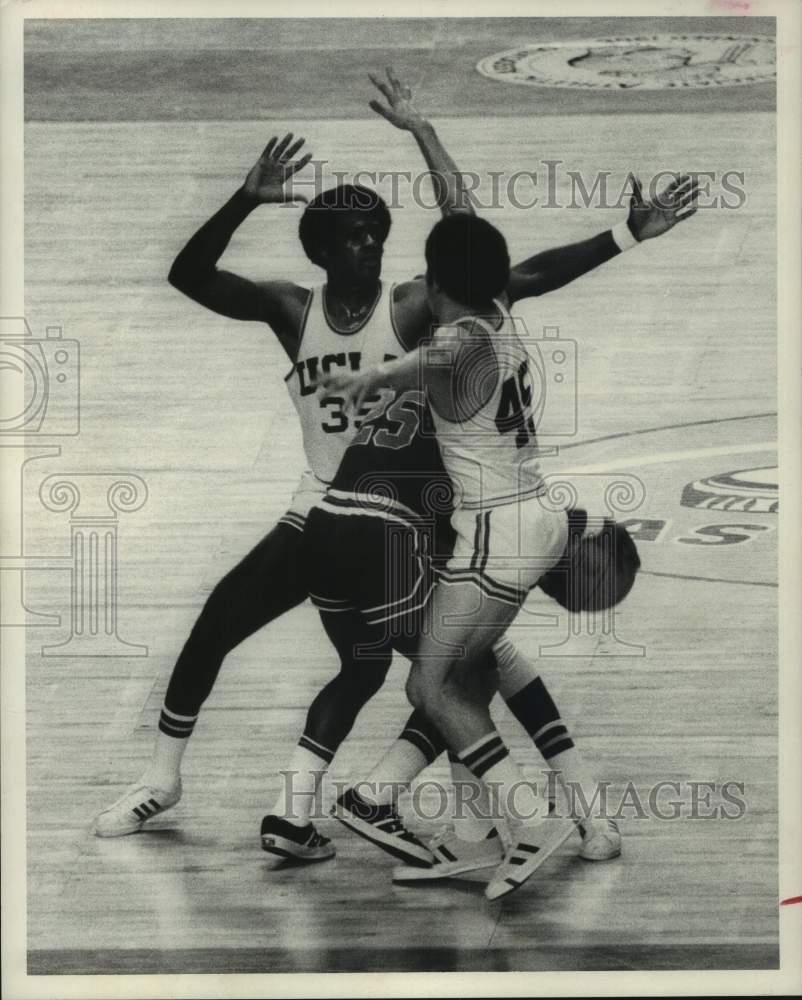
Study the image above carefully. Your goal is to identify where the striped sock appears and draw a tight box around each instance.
[494,639,576,758]
[506,680,575,760]
[158,706,198,739]
[448,751,496,841]
[458,730,545,826]
[494,639,604,814]
[141,706,198,790]
[361,710,445,806]
[271,736,333,827]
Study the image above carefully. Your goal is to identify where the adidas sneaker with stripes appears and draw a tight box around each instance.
[94,781,183,837]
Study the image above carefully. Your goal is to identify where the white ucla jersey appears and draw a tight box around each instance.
[429,300,546,511]
[284,282,405,485]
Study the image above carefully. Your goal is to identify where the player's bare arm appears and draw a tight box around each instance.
[506,172,699,304]
[370,68,476,350]
[369,67,476,218]
[319,318,494,422]
[167,133,313,359]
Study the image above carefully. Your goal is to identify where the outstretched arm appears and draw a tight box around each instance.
[168,134,313,356]
[369,68,475,217]
[319,320,492,421]
[507,173,699,304]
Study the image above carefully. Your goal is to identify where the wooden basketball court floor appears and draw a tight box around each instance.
[19,19,778,976]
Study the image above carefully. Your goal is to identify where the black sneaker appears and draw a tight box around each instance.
[260,814,335,868]
[331,787,434,867]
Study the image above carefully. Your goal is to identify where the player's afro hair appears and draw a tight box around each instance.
[425,214,510,309]
[298,184,392,268]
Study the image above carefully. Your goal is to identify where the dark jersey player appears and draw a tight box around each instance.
[94,70,695,841]
[260,378,639,879]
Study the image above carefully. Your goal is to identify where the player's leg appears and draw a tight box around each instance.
[262,608,392,861]
[412,500,582,898]
[262,509,420,864]
[492,636,620,860]
[94,519,308,837]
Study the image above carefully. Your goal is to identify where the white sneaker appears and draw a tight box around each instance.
[485,816,575,901]
[578,818,621,861]
[93,780,182,837]
[331,787,434,866]
[392,828,504,883]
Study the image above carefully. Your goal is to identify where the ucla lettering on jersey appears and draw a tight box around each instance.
[284,283,406,484]
[429,299,546,511]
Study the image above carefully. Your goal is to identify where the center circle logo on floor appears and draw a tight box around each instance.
[477,35,776,90]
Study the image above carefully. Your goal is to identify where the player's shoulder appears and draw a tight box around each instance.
[254,279,313,326]
[256,279,312,307]
[392,278,433,350]
[393,277,427,303]
[435,315,492,343]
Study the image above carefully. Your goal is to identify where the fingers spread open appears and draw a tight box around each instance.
[282,137,306,162]
[675,186,699,210]
[370,73,393,102]
[273,133,293,159]
[287,152,313,176]
[369,99,393,120]
[629,174,644,205]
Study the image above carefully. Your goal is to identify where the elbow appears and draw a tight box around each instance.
[167,257,188,291]
[167,255,205,297]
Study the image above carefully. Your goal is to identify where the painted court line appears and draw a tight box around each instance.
[562,441,776,476]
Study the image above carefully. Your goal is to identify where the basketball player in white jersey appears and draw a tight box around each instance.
[93,69,696,846]
[322,208,694,899]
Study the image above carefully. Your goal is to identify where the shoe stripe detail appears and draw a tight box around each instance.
[133,806,148,820]
[509,856,526,865]
[505,877,520,888]
[334,811,432,867]
[437,845,458,862]
[148,799,160,810]
[516,843,540,854]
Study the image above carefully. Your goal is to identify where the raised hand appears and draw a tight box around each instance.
[242,133,312,204]
[626,173,699,242]
[368,67,428,132]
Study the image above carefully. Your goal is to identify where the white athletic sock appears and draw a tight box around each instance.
[458,730,548,828]
[360,738,430,806]
[548,745,603,822]
[272,744,330,827]
[448,752,496,841]
[141,731,186,792]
